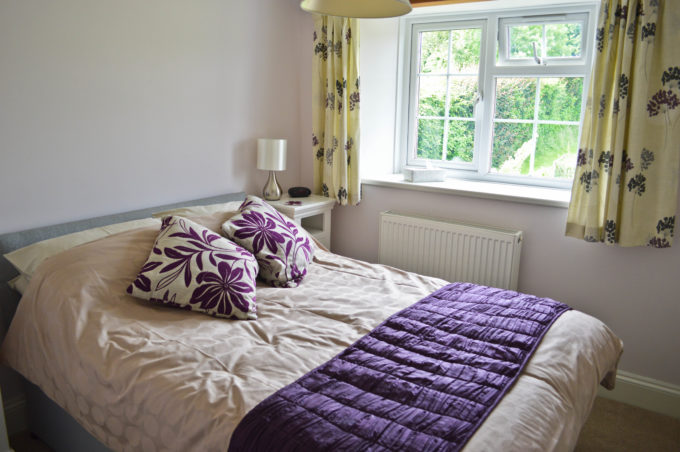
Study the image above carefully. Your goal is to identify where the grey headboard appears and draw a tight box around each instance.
[0,192,246,341]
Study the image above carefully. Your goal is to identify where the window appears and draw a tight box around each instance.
[397,5,597,188]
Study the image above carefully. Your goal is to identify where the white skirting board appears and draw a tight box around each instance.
[3,371,679,438]
[597,370,680,420]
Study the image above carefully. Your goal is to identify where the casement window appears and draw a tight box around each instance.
[396,4,597,188]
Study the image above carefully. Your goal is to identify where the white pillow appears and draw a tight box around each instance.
[151,201,243,219]
[7,275,30,295]
[4,218,161,281]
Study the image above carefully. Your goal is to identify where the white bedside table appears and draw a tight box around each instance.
[266,195,335,250]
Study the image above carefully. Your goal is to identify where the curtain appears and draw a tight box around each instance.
[312,16,361,206]
[566,0,680,247]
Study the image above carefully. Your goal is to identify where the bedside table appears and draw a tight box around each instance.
[266,195,335,250]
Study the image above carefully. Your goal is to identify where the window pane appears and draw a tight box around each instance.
[418,76,447,116]
[538,77,583,121]
[509,25,542,59]
[495,78,536,119]
[491,122,533,173]
[446,120,474,162]
[420,31,449,74]
[449,77,477,118]
[450,28,481,73]
[546,23,582,57]
[534,124,579,178]
[417,119,444,159]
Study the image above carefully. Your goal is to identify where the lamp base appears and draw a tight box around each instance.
[262,171,282,201]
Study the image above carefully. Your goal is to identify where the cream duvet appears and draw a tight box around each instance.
[1,215,623,451]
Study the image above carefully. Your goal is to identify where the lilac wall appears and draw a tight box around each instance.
[0,0,312,234]
[331,186,680,385]
[326,4,680,387]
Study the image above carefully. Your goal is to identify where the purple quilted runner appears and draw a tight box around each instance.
[228,282,570,452]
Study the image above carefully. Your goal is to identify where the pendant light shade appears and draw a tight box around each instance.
[300,0,412,18]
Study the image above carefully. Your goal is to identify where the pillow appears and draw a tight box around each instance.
[7,275,30,295]
[151,201,243,219]
[4,218,161,281]
[127,216,258,320]
[221,196,314,288]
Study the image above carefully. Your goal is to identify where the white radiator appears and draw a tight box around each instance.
[379,211,523,290]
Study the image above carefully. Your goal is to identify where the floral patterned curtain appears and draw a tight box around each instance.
[566,0,679,247]
[312,16,361,206]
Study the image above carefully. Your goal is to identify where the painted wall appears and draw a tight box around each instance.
[332,187,680,386]
[329,4,680,386]
[0,0,312,234]
[0,0,312,427]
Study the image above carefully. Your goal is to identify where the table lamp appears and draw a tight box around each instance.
[257,138,287,201]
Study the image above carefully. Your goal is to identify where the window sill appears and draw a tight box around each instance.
[362,174,571,208]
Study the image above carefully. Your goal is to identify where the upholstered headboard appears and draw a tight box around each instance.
[0,192,246,341]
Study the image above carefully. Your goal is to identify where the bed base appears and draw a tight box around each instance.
[26,380,110,452]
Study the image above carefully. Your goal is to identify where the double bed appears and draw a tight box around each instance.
[0,192,623,451]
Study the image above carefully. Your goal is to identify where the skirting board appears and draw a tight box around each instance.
[3,371,679,437]
[597,370,680,420]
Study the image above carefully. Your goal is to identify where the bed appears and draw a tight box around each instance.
[0,192,623,452]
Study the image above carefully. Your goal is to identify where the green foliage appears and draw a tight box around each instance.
[493,122,533,170]
[546,23,581,58]
[449,78,477,118]
[539,77,583,121]
[420,28,481,74]
[535,124,579,171]
[450,29,481,72]
[510,25,542,58]
[509,23,582,59]
[495,78,536,119]
[447,121,474,162]
[416,24,583,179]
[420,31,449,73]
[417,119,444,159]
[419,91,446,117]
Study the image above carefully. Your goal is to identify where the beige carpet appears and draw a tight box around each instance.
[575,397,680,452]
[10,397,680,451]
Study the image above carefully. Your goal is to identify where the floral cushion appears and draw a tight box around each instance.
[221,196,314,288]
[127,216,258,320]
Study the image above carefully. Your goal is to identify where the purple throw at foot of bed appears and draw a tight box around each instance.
[228,282,571,452]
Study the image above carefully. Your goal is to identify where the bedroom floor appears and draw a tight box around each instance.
[574,397,680,451]
[8,397,680,451]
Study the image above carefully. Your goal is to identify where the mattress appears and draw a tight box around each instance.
[0,212,623,451]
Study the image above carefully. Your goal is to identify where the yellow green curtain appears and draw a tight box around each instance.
[312,16,361,205]
[566,0,680,247]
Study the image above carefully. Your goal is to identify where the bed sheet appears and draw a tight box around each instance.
[0,217,622,452]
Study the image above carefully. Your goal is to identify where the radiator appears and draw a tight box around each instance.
[379,211,523,290]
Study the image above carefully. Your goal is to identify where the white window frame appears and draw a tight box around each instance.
[406,20,487,172]
[395,3,598,189]
[498,13,589,66]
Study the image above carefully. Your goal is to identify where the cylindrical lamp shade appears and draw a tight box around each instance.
[300,0,411,18]
[257,139,287,171]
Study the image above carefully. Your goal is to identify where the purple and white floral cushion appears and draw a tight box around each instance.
[127,216,258,320]
[221,195,314,288]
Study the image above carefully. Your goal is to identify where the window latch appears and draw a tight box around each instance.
[532,42,543,65]
[474,91,483,104]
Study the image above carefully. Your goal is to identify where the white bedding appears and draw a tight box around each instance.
[1,216,623,452]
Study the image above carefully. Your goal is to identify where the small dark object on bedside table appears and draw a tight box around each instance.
[288,187,311,198]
